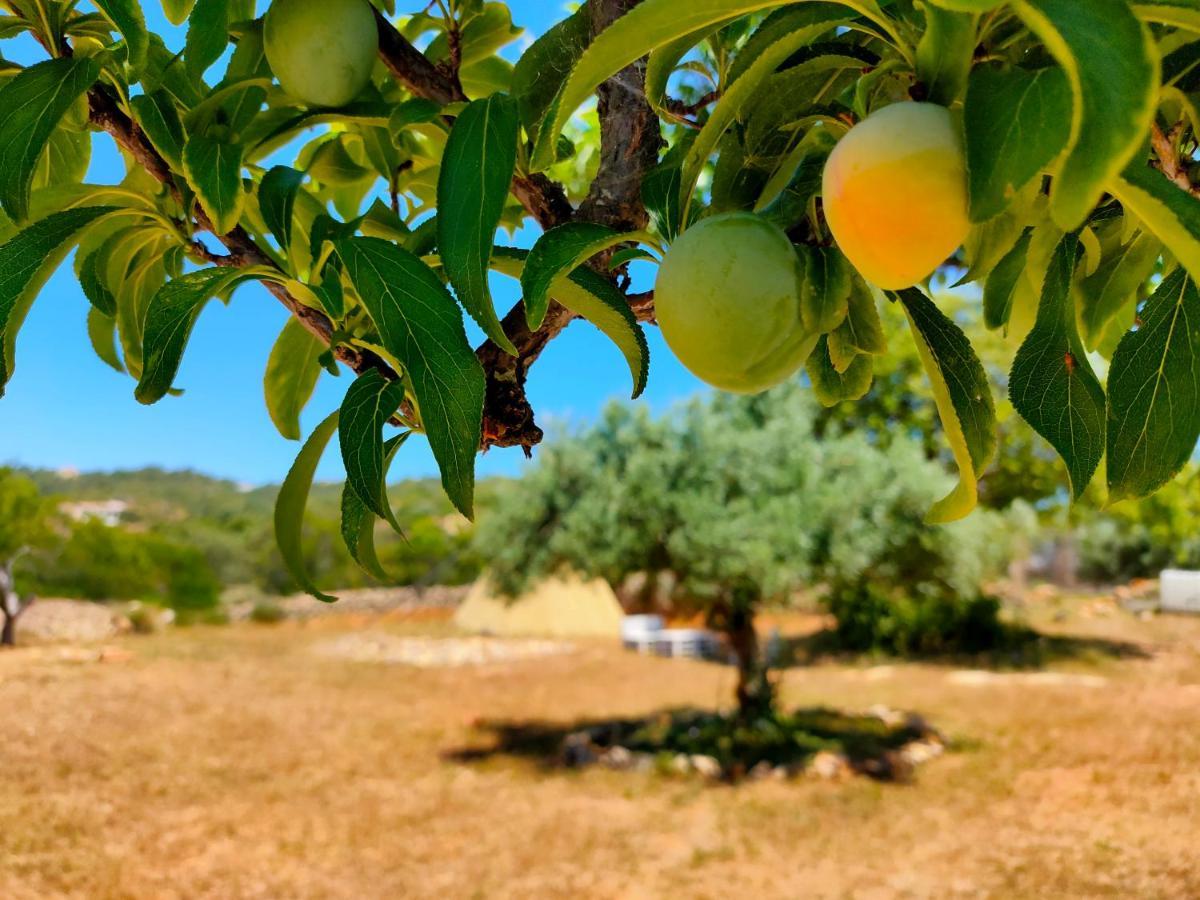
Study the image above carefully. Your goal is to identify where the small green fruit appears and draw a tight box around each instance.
[654,213,812,394]
[265,0,379,108]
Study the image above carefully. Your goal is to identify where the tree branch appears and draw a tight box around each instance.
[1150,121,1198,197]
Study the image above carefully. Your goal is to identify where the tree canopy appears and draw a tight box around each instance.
[1,0,1198,596]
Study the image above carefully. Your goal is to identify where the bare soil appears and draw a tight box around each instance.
[2,597,1199,898]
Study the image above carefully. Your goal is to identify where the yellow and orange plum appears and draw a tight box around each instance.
[654,213,812,395]
[822,102,969,290]
[265,0,379,108]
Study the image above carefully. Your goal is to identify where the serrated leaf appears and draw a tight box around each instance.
[916,4,976,106]
[531,0,871,171]
[1011,0,1157,230]
[0,57,101,222]
[136,268,260,403]
[678,8,855,218]
[1078,231,1160,349]
[521,223,644,329]
[807,334,873,405]
[0,206,115,394]
[897,287,997,523]
[829,275,886,368]
[259,165,305,253]
[646,23,728,119]
[341,432,410,580]
[78,248,117,317]
[93,0,148,74]
[437,93,519,355]
[335,237,485,519]
[983,228,1033,330]
[265,316,324,441]
[1106,267,1200,499]
[757,151,826,232]
[798,244,852,334]
[130,90,186,172]
[339,369,407,531]
[1110,161,1200,288]
[183,133,245,235]
[86,306,124,373]
[1009,234,1106,497]
[963,65,1070,224]
[185,0,229,80]
[275,410,339,602]
[512,5,590,135]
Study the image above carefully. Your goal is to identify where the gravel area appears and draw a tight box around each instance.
[312,632,575,667]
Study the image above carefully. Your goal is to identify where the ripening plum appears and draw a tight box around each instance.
[265,0,379,108]
[821,102,969,290]
[654,213,813,394]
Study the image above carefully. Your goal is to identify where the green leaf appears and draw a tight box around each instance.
[130,90,186,172]
[86,306,124,373]
[136,268,260,404]
[828,275,886,369]
[78,248,117,317]
[0,206,115,394]
[645,23,728,119]
[93,0,149,74]
[275,410,339,602]
[531,0,869,171]
[512,5,590,135]
[264,317,324,441]
[1107,267,1200,500]
[339,369,407,531]
[1009,234,1106,497]
[521,223,643,329]
[491,248,649,398]
[925,0,1004,9]
[259,165,305,253]
[1011,0,1158,230]
[185,0,229,80]
[183,133,245,235]
[162,0,197,26]
[437,93,519,355]
[1133,1,1200,31]
[798,244,852,334]
[964,65,1071,223]
[0,57,101,222]
[916,4,977,106]
[642,151,688,241]
[757,151,826,232]
[807,334,873,405]
[897,287,997,523]
[983,228,1033,330]
[341,432,411,580]
[678,8,854,218]
[1078,231,1160,349]
[1110,161,1200,289]
[335,237,485,519]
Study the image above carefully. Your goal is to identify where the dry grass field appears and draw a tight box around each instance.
[2,598,1200,899]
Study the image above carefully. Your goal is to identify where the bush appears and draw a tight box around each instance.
[825,582,1006,656]
[249,600,286,624]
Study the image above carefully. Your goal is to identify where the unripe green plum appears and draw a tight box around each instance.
[822,102,969,290]
[654,213,812,394]
[265,0,379,108]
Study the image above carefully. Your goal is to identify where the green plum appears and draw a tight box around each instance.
[654,213,813,394]
[265,0,379,108]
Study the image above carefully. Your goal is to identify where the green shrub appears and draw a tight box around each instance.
[249,600,286,624]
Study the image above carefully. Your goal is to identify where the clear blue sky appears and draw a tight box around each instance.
[1,2,709,484]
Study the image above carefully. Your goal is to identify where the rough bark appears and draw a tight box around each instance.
[713,602,772,717]
[0,561,27,648]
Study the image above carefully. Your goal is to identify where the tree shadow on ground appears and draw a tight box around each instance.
[777,625,1151,671]
[443,705,934,782]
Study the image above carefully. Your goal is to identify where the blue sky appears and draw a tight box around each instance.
[1,1,709,484]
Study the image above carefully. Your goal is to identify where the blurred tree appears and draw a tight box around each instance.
[475,387,1014,715]
[0,469,50,645]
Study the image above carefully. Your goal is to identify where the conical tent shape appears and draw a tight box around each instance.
[455,572,624,638]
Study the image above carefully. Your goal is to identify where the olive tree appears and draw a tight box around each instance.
[0,469,49,646]
[0,0,1197,597]
[475,386,1011,713]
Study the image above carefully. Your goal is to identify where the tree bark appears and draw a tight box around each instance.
[0,561,20,648]
[713,602,772,717]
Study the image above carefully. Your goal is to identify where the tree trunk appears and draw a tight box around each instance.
[0,611,14,647]
[0,561,22,648]
[719,604,772,718]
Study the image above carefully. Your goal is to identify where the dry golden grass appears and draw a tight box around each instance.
[2,599,1200,899]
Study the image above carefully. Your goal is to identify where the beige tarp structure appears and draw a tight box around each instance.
[454,572,623,638]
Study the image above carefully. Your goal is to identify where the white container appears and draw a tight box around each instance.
[621,614,664,652]
[653,628,720,660]
[1160,569,1200,614]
